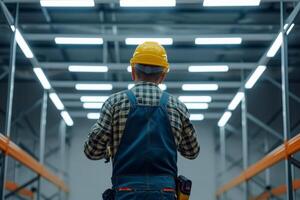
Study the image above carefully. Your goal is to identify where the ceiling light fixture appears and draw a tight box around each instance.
[182,84,219,91]
[195,37,242,45]
[245,65,267,89]
[55,37,103,45]
[218,111,232,127]
[68,65,108,73]
[15,29,34,58]
[120,0,176,7]
[60,111,74,126]
[83,103,104,109]
[184,103,209,110]
[33,68,51,90]
[125,38,173,45]
[228,92,244,110]
[49,93,65,110]
[267,32,283,57]
[203,0,261,7]
[75,84,113,91]
[41,0,95,7]
[188,65,229,72]
[80,96,109,103]
[178,96,212,103]
[87,113,101,120]
[190,114,205,121]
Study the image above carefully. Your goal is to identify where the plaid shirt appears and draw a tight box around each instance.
[84,82,200,161]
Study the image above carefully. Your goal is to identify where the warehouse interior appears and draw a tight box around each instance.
[0,0,300,199]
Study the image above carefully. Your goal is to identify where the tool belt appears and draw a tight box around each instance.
[102,175,192,200]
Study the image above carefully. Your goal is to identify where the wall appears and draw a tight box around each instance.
[68,119,216,200]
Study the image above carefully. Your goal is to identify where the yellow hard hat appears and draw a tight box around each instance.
[130,41,169,71]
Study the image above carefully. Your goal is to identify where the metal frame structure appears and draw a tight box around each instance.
[216,1,300,199]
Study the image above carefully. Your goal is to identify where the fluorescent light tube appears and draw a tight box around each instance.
[190,114,204,121]
[49,93,65,110]
[75,84,113,91]
[120,0,176,7]
[218,111,232,127]
[286,23,295,35]
[68,65,108,73]
[245,65,267,89]
[15,29,34,58]
[125,38,173,45]
[60,111,74,126]
[55,37,103,45]
[80,96,109,102]
[179,96,212,103]
[184,103,209,110]
[228,92,244,110]
[188,65,229,72]
[127,66,132,72]
[182,84,219,91]
[267,32,283,57]
[195,37,242,45]
[41,0,95,7]
[128,84,166,90]
[83,103,103,109]
[33,68,51,90]
[204,0,261,6]
[87,113,100,120]
[10,25,15,31]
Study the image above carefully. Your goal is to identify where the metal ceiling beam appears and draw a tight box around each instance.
[40,62,257,71]
[3,0,298,3]
[69,111,223,119]
[59,93,234,100]
[64,101,228,108]
[51,81,241,88]
[24,33,275,42]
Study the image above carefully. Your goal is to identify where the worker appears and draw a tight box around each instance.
[84,41,200,200]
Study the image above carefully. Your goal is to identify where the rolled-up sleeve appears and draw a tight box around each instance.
[178,106,200,160]
[84,100,113,160]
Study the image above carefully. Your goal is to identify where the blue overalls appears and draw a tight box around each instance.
[112,90,178,200]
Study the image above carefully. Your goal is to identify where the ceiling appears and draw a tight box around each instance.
[0,0,300,124]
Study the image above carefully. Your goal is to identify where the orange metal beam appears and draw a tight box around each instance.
[216,134,300,196]
[0,133,69,192]
[251,179,300,200]
[5,181,34,199]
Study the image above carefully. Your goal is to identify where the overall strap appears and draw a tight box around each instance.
[126,90,137,108]
[159,92,169,108]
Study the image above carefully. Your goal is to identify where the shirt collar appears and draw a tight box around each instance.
[134,81,159,88]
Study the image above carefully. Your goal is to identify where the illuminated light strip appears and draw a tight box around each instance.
[120,0,176,7]
[125,38,173,45]
[178,96,212,103]
[203,0,261,6]
[267,32,283,58]
[184,103,209,110]
[195,37,242,45]
[83,103,104,109]
[245,65,267,89]
[87,113,100,120]
[49,93,65,110]
[218,112,232,127]
[127,66,132,72]
[286,23,295,35]
[55,37,103,45]
[228,92,244,110]
[15,29,34,58]
[68,65,108,73]
[33,68,51,90]
[190,114,204,121]
[128,84,167,90]
[60,111,74,126]
[75,84,113,91]
[80,96,109,102]
[188,65,229,72]
[182,84,219,91]
[41,0,95,7]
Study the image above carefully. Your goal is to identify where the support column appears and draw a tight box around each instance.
[59,120,66,200]
[0,3,18,199]
[280,2,294,200]
[37,91,48,200]
[242,90,249,200]
[220,127,226,200]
